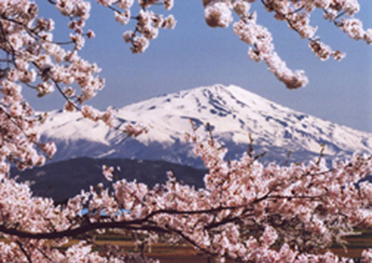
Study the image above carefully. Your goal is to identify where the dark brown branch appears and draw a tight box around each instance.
[260,0,308,38]
[0,206,255,240]
[35,247,54,263]
[0,220,168,240]
[143,206,246,220]
[266,195,323,200]
[16,241,33,263]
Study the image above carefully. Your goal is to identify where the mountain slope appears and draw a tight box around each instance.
[12,158,207,203]
[37,84,372,167]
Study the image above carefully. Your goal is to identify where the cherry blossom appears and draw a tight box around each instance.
[102,165,114,181]
[201,0,371,89]
[0,0,371,262]
[0,130,371,262]
[204,1,233,28]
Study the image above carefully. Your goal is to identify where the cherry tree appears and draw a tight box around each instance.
[0,0,371,262]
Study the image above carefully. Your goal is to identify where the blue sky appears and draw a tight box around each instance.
[33,1,372,132]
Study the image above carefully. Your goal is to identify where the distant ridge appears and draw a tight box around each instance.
[12,158,207,203]
[37,84,372,168]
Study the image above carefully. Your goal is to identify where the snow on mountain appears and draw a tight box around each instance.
[37,84,372,168]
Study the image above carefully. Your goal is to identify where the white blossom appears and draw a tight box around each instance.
[204,1,233,28]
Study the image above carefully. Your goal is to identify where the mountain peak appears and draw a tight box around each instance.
[38,84,372,167]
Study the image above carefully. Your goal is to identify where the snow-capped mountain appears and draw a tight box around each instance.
[38,84,372,168]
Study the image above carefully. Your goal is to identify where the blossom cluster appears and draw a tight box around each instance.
[233,18,309,89]
[340,18,372,44]
[0,0,159,178]
[0,0,109,173]
[81,105,149,137]
[0,130,372,262]
[0,0,372,262]
[202,0,371,89]
[97,0,176,53]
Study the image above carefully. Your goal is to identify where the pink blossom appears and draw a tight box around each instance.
[204,1,233,28]
[40,141,57,157]
[165,15,177,30]
[260,225,278,247]
[342,18,365,40]
[102,165,114,181]
[0,0,371,261]
[118,0,134,9]
[115,10,131,25]
[164,0,174,10]
[131,36,150,53]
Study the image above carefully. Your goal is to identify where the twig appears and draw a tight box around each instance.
[16,241,33,263]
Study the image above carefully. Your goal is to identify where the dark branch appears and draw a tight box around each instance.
[16,241,33,263]
[0,220,169,240]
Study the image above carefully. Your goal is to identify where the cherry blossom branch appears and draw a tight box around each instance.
[0,221,168,240]
[0,191,324,241]
[0,1,371,261]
